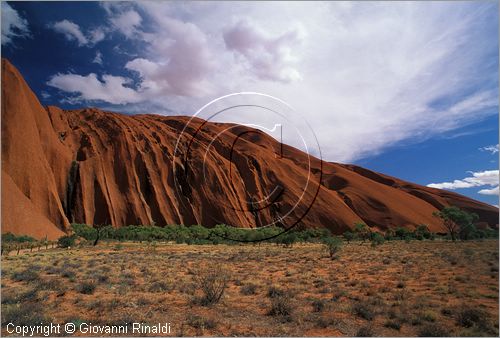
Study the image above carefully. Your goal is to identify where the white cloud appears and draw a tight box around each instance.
[51,20,88,46]
[47,73,141,105]
[478,186,499,196]
[427,170,499,194]
[46,2,498,162]
[480,144,499,154]
[223,20,304,83]
[50,20,107,46]
[110,10,142,38]
[93,51,103,65]
[89,27,106,44]
[1,2,30,45]
[125,16,214,97]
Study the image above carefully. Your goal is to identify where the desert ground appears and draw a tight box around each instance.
[1,240,499,337]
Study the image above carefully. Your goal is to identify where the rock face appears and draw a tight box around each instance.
[2,59,498,239]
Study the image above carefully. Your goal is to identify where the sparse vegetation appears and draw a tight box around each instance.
[1,225,498,337]
[193,265,229,306]
[322,236,343,259]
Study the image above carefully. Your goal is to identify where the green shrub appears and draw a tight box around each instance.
[2,232,35,243]
[57,235,76,248]
[395,227,412,240]
[370,233,385,247]
[414,224,431,240]
[323,236,343,259]
[343,231,355,243]
[278,232,298,247]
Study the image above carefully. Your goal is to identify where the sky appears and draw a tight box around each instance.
[1,1,498,206]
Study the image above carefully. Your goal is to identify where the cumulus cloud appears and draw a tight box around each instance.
[480,144,499,154]
[93,51,103,65]
[478,186,499,196]
[1,2,30,45]
[110,10,142,38]
[47,73,141,105]
[125,17,214,97]
[89,27,106,44]
[46,2,498,163]
[427,170,499,194]
[223,20,304,83]
[50,20,107,46]
[51,20,88,46]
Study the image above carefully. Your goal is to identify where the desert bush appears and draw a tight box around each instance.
[60,268,76,279]
[2,232,35,243]
[1,303,49,326]
[356,325,374,336]
[12,269,39,282]
[58,235,76,248]
[187,314,217,330]
[279,232,298,247]
[384,320,401,330]
[323,236,343,259]
[456,306,490,330]
[36,278,63,291]
[96,274,109,283]
[267,286,286,298]
[384,229,395,240]
[148,281,170,292]
[343,231,356,243]
[370,233,385,247]
[395,227,412,240]
[311,299,326,312]
[353,302,375,320]
[193,265,229,306]
[414,224,431,240]
[77,280,97,295]
[268,293,293,320]
[417,323,450,337]
[240,283,258,295]
[354,222,371,242]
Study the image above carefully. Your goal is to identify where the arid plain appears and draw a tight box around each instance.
[2,240,498,336]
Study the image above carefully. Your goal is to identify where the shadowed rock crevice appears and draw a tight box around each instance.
[64,160,80,222]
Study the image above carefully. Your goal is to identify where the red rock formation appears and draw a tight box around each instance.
[2,59,498,239]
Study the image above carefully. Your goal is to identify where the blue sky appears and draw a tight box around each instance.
[2,1,498,206]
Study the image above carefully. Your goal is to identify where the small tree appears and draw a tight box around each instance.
[58,235,76,248]
[384,229,395,241]
[414,224,431,240]
[280,232,298,248]
[323,236,343,259]
[370,232,385,247]
[395,227,411,240]
[343,231,355,243]
[433,206,479,241]
[354,222,371,243]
